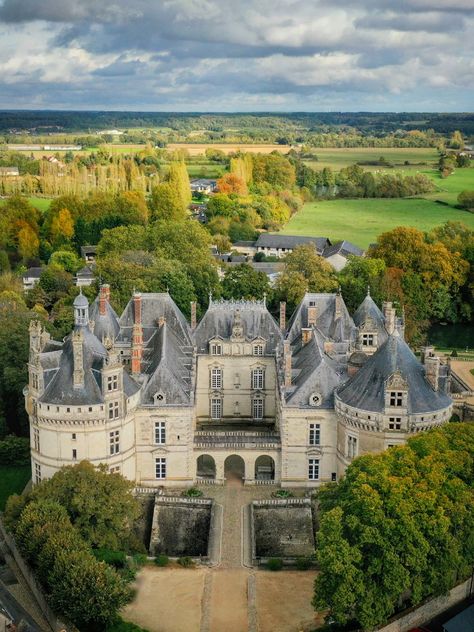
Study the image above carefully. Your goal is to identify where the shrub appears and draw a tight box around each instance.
[267,558,283,571]
[0,436,30,465]
[93,548,127,569]
[181,487,203,498]
[272,489,294,499]
[133,553,148,567]
[296,556,313,570]
[154,554,169,567]
[451,349,458,357]
[177,556,195,568]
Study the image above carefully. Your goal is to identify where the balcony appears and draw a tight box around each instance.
[194,429,280,450]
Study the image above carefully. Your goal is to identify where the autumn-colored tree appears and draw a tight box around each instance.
[17,223,40,260]
[217,172,248,195]
[167,161,191,210]
[50,207,75,246]
[150,182,187,221]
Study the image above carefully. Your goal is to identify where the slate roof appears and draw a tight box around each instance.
[76,265,95,278]
[22,267,43,279]
[336,332,452,413]
[255,234,330,254]
[194,298,283,353]
[322,240,364,258]
[89,296,120,342]
[286,293,356,345]
[285,334,347,408]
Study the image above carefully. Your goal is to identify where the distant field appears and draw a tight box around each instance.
[282,198,474,249]
[304,147,439,172]
[167,143,291,156]
[425,167,474,204]
[0,197,52,212]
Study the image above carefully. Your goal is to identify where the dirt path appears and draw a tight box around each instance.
[207,569,249,632]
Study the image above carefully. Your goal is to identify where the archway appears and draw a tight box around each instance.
[196,454,216,480]
[255,455,275,481]
[224,455,245,483]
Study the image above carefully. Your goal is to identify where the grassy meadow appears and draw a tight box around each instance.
[0,465,31,510]
[303,147,439,172]
[281,198,474,249]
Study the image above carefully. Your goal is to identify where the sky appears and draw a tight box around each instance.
[0,0,473,112]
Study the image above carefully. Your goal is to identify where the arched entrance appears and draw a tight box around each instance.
[224,455,245,483]
[196,454,216,480]
[255,455,275,481]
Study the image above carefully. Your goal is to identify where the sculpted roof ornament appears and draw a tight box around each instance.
[385,370,408,391]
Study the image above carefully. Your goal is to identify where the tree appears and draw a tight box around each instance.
[166,161,191,210]
[284,244,338,292]
[449,130,464,150]
[150,182,186,221]
[222,264,271,300]
[217,173,248,195]
[30,461,140,550]
[50,207,75,246]
[314,424,474,630]
[338,257,386,313]
[17,224,40,260]
[49,250,82,274]
[458,190,474,211]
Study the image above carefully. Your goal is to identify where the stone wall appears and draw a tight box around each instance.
[377,578,472,632]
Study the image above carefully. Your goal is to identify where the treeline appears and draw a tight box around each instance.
[314,423,474,630]
[2,110,474,136]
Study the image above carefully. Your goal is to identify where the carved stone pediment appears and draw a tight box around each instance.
[385,370,408,391]
[360,316,376,332]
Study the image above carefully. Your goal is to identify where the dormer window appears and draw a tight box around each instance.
[107,374,118,391]
[253,344,264,356]
[154,392,166,405]
[361,333,375,347]
[210,343,222,355]
[389,391,403,407]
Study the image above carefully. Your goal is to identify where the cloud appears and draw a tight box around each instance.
[0,0,472,110]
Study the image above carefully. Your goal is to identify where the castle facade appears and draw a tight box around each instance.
[25,287,452,488]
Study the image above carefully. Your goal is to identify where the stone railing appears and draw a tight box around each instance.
[253,497,310,507]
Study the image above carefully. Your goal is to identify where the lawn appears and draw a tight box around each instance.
[424,167,474,204]
[281,198,474,249]
[0,465,31,510]
[0,197,52,213]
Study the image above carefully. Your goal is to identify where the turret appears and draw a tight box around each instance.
[74,291,89,327]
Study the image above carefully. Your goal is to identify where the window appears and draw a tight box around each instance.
[89,407,92,412]
[109,430,120,455]
[110,465,121,474]
[108,401,119,419]
[32,374,38,389]
[308,459,319,481]
[34,462,41,485]
[347,436,357,459]
[309,423,320,446]
[154,421,166,444]
[389,417,402,430]
[252,368,264,390]
[211,367,222,389]
[210,343,222,355]
[155,457,166,479]
[362,333,374,346]
[253,344,264,356]
[107,374,118,391]
[72,449,77,460]
[211,398,222,420]
[33,428,40,452]
[389,391,404,407]
[72,433,76,440]
[252,397,264,420]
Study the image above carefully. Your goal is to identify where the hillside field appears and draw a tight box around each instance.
[282,197,474,249]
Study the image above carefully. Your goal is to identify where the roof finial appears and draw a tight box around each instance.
[367,285,371,297]
[208,290,213,306]
[337,286,342,296]
[263,292,267,306]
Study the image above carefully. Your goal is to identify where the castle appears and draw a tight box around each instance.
[25,286,452,488]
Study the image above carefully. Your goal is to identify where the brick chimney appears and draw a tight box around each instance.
[301,328,312,345]
[422,347,440,391]
[279,302,286,332]
[131,292,143,375]
[383,301,396,335]
[99,284,110,316]
[283,341,292,387]
[190,301,197,330]
[307,305,317,327]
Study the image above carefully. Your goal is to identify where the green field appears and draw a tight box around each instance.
[282,198,474,249]
[0,197,52,212]
[0,465,31,510]
[304,147,439,172]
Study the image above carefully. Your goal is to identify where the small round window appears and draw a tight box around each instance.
[309,392,322,407]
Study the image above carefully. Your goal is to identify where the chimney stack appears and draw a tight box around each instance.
[422,347,440,391]
[72,329,84,388]
[190,301,197,330]
[279,302,286,332]
[335,289,343,320]
[307,305,317,327]
[283,341,292,387]
[383,301,396,335]
[99,284,110,316]
[131,292,143,375]
[301,328,312,345]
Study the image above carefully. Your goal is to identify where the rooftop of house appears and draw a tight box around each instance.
[22,267,43,279]
[255,234,330,254]
[322,240,364,259]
